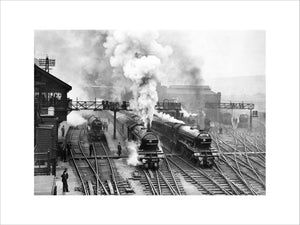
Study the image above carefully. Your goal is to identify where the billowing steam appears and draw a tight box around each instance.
[180,107,198,117]
[104,31,172,128]
[67,111,87,126]
[155,111,185,124]
[126,140,141,166]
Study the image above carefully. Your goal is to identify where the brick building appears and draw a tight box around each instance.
[157,82,221,121]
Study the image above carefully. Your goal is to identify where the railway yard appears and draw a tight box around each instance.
[60,111,266,196]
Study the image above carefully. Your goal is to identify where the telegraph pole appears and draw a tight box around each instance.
[38,56,56,73]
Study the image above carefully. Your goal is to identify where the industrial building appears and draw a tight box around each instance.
[34,63,72,194]
[156,82,221,121]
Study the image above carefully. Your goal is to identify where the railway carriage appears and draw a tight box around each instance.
[152,117,218,167]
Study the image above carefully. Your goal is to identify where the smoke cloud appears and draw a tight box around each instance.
[126,140,142,166]
[67,111,87,126]
[104,31,172,127]
[35,30,206,108]
[155,111,185,124]
[34,30,115,100]
[180,107,198,118]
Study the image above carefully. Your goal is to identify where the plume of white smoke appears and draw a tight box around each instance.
[126,140,142,166]
[231,115,239,129]
[104,31,172,127]
[155,111,185,124]
[34,30,113,100]
[67,111,87,126]
[180,107,198,117]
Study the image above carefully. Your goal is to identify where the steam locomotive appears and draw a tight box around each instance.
[220,112,249,128]
[87,115,105,141]
[238,114,249,128]
[106,112,164,169]
[151,116,218,167]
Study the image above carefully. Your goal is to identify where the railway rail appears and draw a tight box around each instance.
[211,130,265,195]
[139,159,185,195]
[68,127,109,195]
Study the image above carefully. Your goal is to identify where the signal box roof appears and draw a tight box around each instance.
[34,64,72,92]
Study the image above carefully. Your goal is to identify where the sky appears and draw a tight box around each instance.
[183,30,265,79]
[34,30,265,98]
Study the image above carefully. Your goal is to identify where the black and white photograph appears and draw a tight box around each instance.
[34,30,266,196]
[1,1,299,225]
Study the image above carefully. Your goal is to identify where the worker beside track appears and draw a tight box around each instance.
[117,142,122,157]
[61,168,69,193]
[61,125,65,137]
[89,143,94,157]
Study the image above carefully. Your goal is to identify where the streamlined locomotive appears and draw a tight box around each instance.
[87,115,105,141]
[152,117,218,167]
[106,112,164,169]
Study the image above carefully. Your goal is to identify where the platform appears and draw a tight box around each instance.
[103,119,129,157]
[34,175,56,195]
[55,160,83,195]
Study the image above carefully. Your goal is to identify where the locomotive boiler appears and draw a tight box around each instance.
[106,112,164,169]
[152,117,218,167]
[87,115,104,141]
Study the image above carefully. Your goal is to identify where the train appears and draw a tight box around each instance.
[87,115,105,141]
[151,116,218,167]
[238,114,249,128]
[220,112,249,128]
[106,112,164,169]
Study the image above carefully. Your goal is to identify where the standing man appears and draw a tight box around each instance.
[61,168,69,193]
[117,142,122,157]
[89,143,94,157]
[61,125,65,138]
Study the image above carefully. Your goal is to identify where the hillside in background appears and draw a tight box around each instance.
[206,75,265,111]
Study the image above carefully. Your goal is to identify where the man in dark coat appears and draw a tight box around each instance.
[117,142,122,157]
[89,143,94,157]
[61,168,69,193]
[61,125,65,137]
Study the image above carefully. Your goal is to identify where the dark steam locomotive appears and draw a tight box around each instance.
[238,114,249,128]
[87,115,105,141]
[220,112,249,128]
[107,112,164,169]
[152,117,218,167]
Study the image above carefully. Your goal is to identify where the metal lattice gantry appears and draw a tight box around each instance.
[68,99,182,112]
[68,99,182,139]
[205,102,255,110]
[205,102,256,130]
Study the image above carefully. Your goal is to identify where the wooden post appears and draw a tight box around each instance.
[47,151,51,175]
[113,109,117,139]
[250,109,253,131]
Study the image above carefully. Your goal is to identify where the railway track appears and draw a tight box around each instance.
[91,141,127,195]
[68,127,109,195]
[139,159,185,195]
[211,131,265,194]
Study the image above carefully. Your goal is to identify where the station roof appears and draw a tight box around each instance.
[34,64,72,92]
